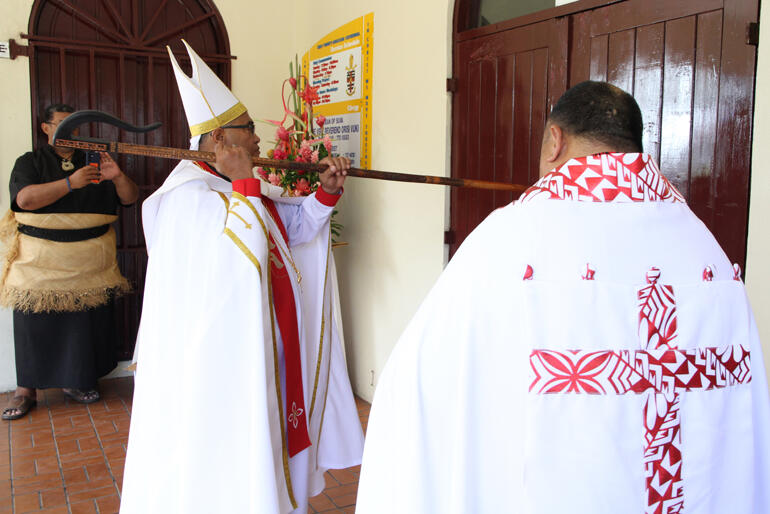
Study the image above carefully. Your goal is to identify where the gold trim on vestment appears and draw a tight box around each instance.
[262,201,302,284]
[258,212,297,509]
[189,102,247,137]
[216,191,229,208]
[223,228,261,276]
[0,211,130,313]
[309,227,332,421]
[219,190,295,504]
[316,278,335,467]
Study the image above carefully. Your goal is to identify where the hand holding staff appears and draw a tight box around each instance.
[53,110,526,193]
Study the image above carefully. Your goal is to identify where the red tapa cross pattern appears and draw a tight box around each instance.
[519,153,686,204]
[529,268,752,514]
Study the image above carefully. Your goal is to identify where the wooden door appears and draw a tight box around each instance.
[450,17,568,255]
[27,0,234,359]
[451,0,759,271]
[569,0,758,272]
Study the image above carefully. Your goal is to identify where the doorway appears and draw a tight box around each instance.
[26,0,234,359]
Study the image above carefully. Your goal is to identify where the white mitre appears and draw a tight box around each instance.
[167,39,246,149]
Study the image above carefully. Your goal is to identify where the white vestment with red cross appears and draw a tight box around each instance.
[356,153,770,514]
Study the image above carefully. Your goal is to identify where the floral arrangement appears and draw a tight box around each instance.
[257,57,334,197]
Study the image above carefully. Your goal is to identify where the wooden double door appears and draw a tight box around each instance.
[450,0,759,272]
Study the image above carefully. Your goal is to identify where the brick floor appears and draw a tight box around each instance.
[1,377,370,513]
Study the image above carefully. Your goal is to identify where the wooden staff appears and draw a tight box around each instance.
[54,138,526,193]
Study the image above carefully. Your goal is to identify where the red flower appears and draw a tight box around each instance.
[316,115,326,128]
[289,77,297,89]
[299,84,320,105]
[295,178,311,194]
[273,147,287,160]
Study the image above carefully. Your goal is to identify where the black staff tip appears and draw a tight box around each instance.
[53,110,162,143]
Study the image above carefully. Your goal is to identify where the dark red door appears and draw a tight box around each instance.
[451,0,759,271]
[450,17,568,255]
[569,0,758,271]
[27,0,234,359]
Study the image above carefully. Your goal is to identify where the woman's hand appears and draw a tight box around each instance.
[68,165,100,189]
[98,152,123,181]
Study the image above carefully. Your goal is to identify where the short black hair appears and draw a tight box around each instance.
[549,81,643,153]
[42,103,75,123]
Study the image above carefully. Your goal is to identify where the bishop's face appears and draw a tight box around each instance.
[221,112,261,158]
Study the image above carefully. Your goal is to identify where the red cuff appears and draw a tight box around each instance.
[233,178,262,198]
[315,187,343,207]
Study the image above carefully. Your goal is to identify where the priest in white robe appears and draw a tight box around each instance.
[120,41,364,514]
[356,81,770,513]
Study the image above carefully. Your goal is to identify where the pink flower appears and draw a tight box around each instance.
[273,147,287,160]
[268,173,281,186]
[256,167,268,179]
[276,126,290,142]
[323,135,332,153]
[316,115,326,128]
[299,139,313,162]
[311,150,319,163]
[289,77,297,89]
[295,178,311,195]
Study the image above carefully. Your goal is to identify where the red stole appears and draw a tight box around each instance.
[262,197,311,457]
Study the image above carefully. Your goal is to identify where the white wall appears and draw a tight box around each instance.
[0,0,35,391]
[745,1,770,389]
[293,1,453,401]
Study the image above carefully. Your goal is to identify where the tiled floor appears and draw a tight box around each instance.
[1,377,370,513]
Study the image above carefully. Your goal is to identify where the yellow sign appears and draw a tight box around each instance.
[303,13,373,169]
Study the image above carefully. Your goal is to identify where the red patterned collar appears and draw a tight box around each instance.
[519,153,685,203]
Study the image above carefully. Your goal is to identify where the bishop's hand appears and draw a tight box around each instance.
[214,142,254,181]
[319,156,349,195]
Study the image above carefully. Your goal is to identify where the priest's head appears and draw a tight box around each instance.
[539,81,643,177]
[197,112,261,159]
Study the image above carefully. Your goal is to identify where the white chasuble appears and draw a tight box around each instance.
[121,161,362,514]
[356,153,770,514]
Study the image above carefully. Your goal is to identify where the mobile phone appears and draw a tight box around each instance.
[86,151,101,183]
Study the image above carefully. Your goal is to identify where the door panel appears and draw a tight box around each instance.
[570,0,757,269]
[450,18,567,255]
[451,0,758,270]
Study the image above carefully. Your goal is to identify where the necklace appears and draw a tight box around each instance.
[61,158,74,171]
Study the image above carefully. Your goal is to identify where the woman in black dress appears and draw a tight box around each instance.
[1,104,138,420]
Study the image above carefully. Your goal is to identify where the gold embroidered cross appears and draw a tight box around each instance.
[227,202,252,230]
[268,239,285,269]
